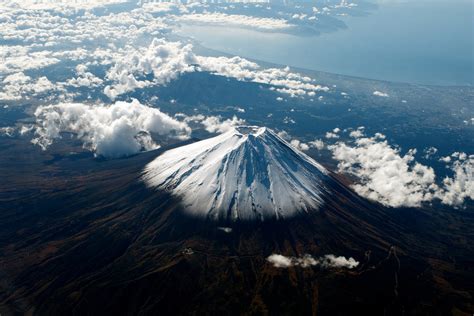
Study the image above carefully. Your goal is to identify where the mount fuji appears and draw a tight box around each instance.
[1,126,473,315]
[142,126,329,221]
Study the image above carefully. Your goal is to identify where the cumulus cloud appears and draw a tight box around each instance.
[319,254,360,269]
[325,127,341,139]
[329,135,438,208]
[0,46,60,75]
[267,254,359,269]
[32,99,191,158]
[325,132,339,139]
[267,254,295,268]
[308,139,325,150]
[437,154,473,206]
[290,139,310,151]
[276,131,326,152]
[67,64,103,88]
[177,113,246,134]
[276,130,310,151]
[0,72,63,100]
[101,38,329,99]
[439,155,451,163]
[349,126,365,138]
[104,38,197,99]
[141,2,184,14]
[373,91,389,97]
[201,115,246,133]
[423,146,438,159]
[327,131,473,208]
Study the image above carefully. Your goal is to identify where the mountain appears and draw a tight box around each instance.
[143,126,329,221]
[0,131,473,315]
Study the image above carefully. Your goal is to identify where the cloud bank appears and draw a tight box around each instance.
[100,39,329,99]
[328,131,473,208]
[32,99,191,158]
[0,0,127,11]
[174,13,293,31]
[0,3,329,103]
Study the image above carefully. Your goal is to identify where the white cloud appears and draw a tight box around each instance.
[142,2,184,14]
[328,133,473,208]
[324,127,341,139]
[67,64,103,88]
[373,90,389,97]
[201,115,246,133]
[451,151,467,160]
[0,126,15,137]
[290,139,310,151]
[267,254,359,269]
[0,72,63,100]
[3,72,31,85]
[0,3,328,101]
[423,146,438,159]
[102,40,328,99]
[0,0,348,104]
[267,254,293,268]
[31,77,57,94]
[197,57,329,97]
[325,132,339,139]
[277,130,309,151]
[439,156,451,163]
[32,99,191,158]
[309,139,325,150]
[349,128,364,138]
[282,116,295,124]
[0,6,169,49]
[318,254,359,269]
[0,46,60,75]
[177,113,246,134]
[437,154,473,206]
[329,136,438,208]
[174,13,293,31]
[104,38,197,99]
[0,0,128,12]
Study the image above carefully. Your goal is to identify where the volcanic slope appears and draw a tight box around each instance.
[143,126,330,221]
[0,132,472,315]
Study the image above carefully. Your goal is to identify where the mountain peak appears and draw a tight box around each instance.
[142,126,329,222]
[234,125,266,136]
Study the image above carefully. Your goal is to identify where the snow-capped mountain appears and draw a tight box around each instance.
[3,126,472,315]
[142,126,329,221]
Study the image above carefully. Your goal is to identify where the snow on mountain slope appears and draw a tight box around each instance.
[142,126,329,221]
